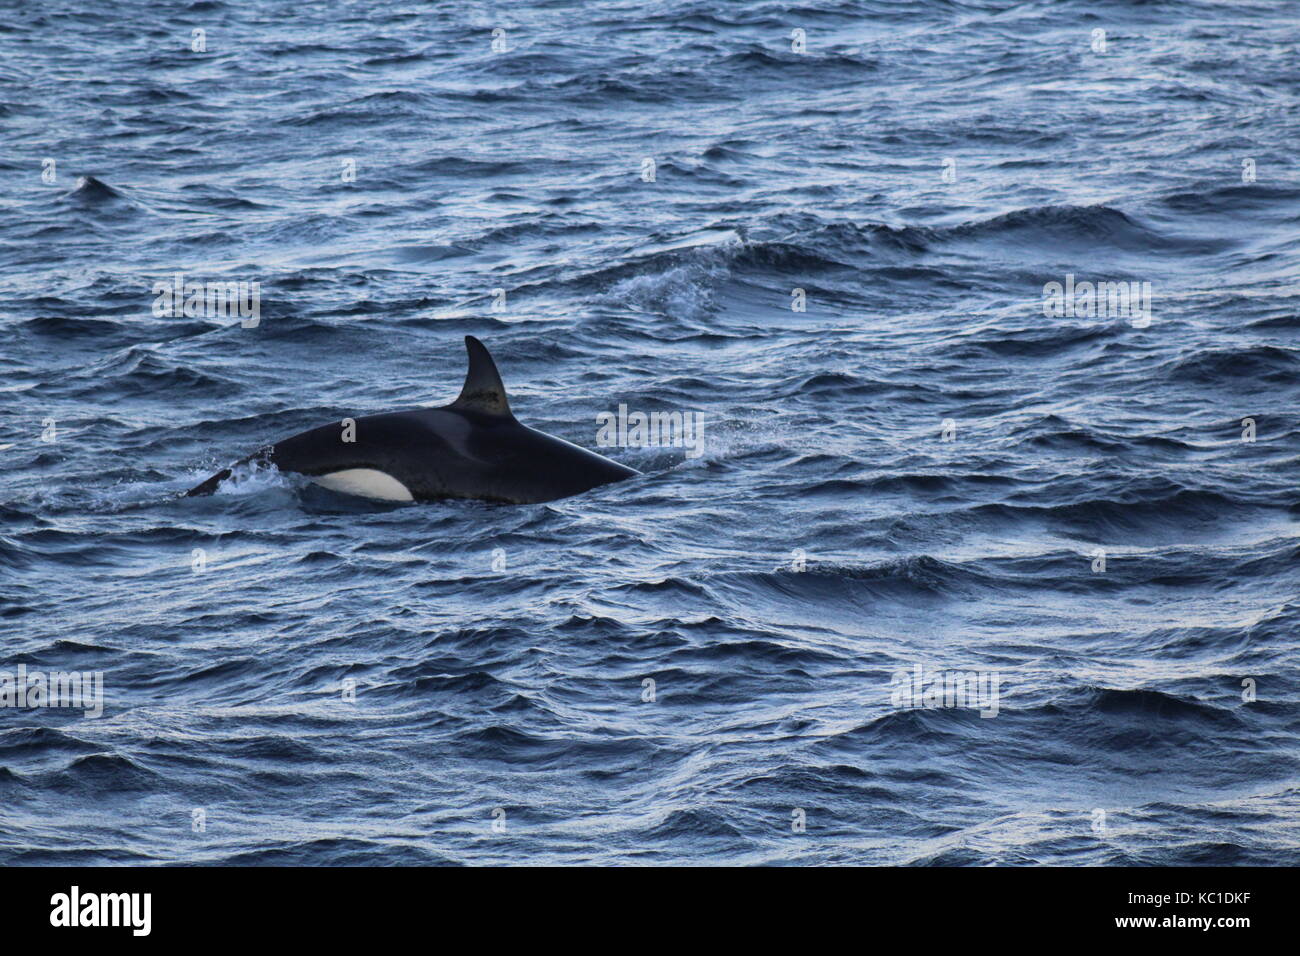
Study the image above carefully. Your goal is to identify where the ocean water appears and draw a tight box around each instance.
[1,0,1298,866]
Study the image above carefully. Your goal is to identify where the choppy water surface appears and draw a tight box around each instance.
[2,0,1298,864]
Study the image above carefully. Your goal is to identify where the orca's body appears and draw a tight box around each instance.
[186,336,638,504]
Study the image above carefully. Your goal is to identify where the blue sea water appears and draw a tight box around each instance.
[1,0,1298,865]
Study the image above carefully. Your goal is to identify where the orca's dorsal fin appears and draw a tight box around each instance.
[451,335,512,416]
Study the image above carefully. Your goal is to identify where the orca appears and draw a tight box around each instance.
[185,336,639,504]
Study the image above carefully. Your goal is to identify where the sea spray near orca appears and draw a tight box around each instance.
[186,336,638,504]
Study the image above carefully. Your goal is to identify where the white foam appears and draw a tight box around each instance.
[211,459,294,496]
